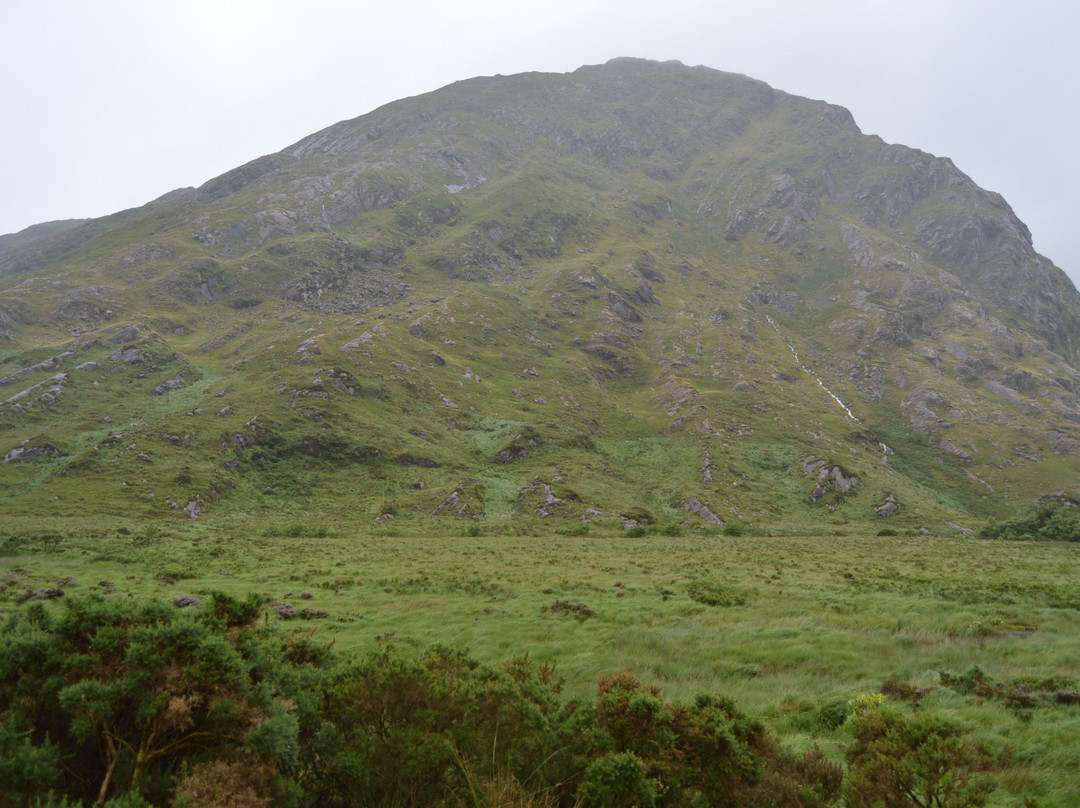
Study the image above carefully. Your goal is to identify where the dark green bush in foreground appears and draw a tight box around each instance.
[1,594,1008,807]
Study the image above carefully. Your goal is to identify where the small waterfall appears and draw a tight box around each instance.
[765,315,859,422]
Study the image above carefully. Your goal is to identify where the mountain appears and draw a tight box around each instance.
[2,57,1079,534]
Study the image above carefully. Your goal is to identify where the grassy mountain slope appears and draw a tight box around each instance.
[2,58,1079,534]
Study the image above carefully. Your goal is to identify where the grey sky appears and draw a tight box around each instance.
[2,0,1077,284]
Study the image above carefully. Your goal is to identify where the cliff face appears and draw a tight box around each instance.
[1,58,1078,529]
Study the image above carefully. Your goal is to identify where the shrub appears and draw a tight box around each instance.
[591,673,776,808]
[687,583,748,607]
[313,646,566,808]
[755,747,843,808]
[208,590,265,627]
[844,698,993,808]
[980,497,1080,542]
[576,752,657,808]
[0,594,302,806]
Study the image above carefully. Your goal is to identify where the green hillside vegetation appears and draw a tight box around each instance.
[2,60,1079,531]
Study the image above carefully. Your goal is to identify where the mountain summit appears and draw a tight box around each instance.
[2,58,1078,532]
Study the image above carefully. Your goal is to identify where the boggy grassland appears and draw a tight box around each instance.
[3,523,1080,806]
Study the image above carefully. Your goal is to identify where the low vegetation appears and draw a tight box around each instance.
[2,526,1079,806]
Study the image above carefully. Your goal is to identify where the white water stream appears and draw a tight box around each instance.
[765,315,859,422]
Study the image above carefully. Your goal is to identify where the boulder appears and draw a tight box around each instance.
[875,495,899,517]
[107,325,141,344]
[153,375,185,395]
[108,347,147,365]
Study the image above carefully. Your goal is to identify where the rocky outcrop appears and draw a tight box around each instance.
[875,495,899,517]
[108,347,149,366]
[152,375,185,396]
[5,373,68,413]
[0,353,76,386]
[683,497,723,526]
[3,444,62,462]
[107,325,141,344]
[184,496,205,521]
[803,456,859,503]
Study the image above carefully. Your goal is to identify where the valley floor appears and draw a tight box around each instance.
[3,524,1079,805]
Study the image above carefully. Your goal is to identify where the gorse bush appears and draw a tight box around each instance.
[0,594,302,806]
[844,697,994,808]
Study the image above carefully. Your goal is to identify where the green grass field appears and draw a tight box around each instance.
[3,525,1079,806]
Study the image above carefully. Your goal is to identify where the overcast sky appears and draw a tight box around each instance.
[2,0,1077,284]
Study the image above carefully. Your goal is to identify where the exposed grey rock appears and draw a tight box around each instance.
[256,208,298,242]
[828,466,859,494]
[809,464,859,502]
[610,298,643,322]
[122,243,175,266]
[944,521,976,536]
[498,447,527,464]
[3,445,61,462]
[683,496,704,513]
[1002,368,1036,394]
[1045,430,1080,454]
[875,495,899,517]
[573,273,601,290]
[698,506,723,526]
[152,375,185,395]
[684,497,724,526]
[52,285,116,322]
[173,596,202,608]
[108,347,147,365]
[940,440,973,462]
[6,374,68,413]
[107,325,141,344]
[432,491,462,515]
[184,496,205,520]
